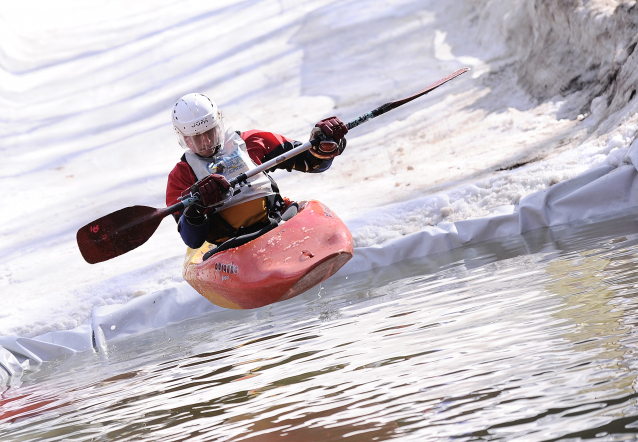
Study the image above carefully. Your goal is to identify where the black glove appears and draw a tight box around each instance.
[183,204,206,225]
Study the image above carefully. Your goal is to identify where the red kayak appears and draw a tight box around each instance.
[183,201,353,309]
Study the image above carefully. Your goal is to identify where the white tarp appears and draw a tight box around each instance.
[2,152,638,383]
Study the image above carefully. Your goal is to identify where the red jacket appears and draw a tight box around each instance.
[166,130,329,207]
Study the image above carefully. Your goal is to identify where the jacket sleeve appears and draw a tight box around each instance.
[178,213,209,249]
[241,129,333,173]
[167,160,211,248]
[166,160,197,221]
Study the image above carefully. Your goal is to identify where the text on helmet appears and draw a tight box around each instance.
[192,118,209,128]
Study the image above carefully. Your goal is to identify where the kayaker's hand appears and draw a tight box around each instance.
[183,204,206,224]
[197,173,231,207]
[315,117,348,141]
[309,117,348,160]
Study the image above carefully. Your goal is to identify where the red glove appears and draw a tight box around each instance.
[199,173,231,206]
[182,173,231,207]
[315,116,348,141]
[310,117,348,160]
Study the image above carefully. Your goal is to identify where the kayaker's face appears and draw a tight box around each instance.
[186,129,221,157]
[177,123,224,157]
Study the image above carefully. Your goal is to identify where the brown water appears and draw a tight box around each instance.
[4,211,638,441]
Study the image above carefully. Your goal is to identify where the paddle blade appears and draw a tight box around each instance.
[77,206,165,264]
[381,67,470,113]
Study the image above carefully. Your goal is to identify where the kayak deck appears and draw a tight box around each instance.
[183,201,353,309]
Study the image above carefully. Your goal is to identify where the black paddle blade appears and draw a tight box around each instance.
[77,206,165,264]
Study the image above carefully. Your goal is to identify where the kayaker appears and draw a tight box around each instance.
[166,93,348,255]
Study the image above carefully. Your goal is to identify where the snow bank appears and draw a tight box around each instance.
[4,0,638,383]
[342,0,638,247]
[347,124,638,247]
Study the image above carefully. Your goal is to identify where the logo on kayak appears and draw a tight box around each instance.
[215,262,239,275]
[320,203,334,218]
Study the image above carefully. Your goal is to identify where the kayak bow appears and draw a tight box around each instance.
[182,201,353,309]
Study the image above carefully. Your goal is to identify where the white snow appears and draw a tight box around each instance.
[2,0,638,338]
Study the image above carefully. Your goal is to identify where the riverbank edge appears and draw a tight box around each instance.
[3,153,638,384]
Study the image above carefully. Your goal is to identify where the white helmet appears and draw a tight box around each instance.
[173,93,225,157]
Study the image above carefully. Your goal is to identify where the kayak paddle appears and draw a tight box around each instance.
[77,67,469,264]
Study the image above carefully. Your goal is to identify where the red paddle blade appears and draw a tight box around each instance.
[382,67,470,112]
[77,206,165,264]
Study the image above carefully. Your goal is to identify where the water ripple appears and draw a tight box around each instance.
[6,215,638,440]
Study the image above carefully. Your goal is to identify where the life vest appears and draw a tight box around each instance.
[183,128,284,245]
[184,128,276,209]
